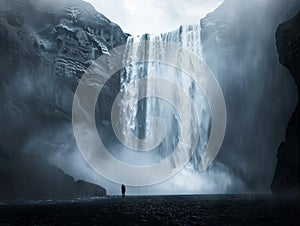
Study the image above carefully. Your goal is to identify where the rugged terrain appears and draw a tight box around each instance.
[271,10,300,194]
[0,195,299,225]
[200,0,300,193]
[0,0,128,199]
[1,0,300,199]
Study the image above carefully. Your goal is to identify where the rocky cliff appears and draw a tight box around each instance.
[0,0,128,199]
[200,0,300,192]
[0,0,128,151]
[271,11,300,194]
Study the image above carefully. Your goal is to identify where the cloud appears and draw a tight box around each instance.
[84,0,223,35]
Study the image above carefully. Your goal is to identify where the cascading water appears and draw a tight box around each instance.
[107,24,226,193]
[72,22,232,194]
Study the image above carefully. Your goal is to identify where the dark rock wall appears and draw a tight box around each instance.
[271,11,300,194]
[201,0,300,192]
[0,0,128,199]
[0,0,128,153]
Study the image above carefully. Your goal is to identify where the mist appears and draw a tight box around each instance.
[200,0,300,193]
[1,0,300,196]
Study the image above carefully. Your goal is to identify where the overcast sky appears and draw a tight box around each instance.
[84,0,224,35]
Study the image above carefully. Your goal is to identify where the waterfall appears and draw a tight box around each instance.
[73,23,230,194]
[113,24,211,172]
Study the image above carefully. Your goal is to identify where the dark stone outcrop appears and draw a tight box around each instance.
[271,11,300,194]
[0,0,128,199]
[200,0,300,192]
[0,0,128,153]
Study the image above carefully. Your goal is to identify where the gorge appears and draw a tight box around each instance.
[0,0,300,198]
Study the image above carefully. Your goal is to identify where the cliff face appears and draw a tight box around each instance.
[271,11,300,194]
[0,0,128,152]
[200,0,300,192]
[0,0,128,199]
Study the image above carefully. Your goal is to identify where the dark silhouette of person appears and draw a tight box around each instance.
[121,184,126,198]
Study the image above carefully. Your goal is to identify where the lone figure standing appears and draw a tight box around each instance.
[121,184,126,198]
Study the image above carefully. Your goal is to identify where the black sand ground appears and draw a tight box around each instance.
[0,195,299,225]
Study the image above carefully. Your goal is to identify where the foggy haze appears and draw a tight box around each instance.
[1,0,300,196]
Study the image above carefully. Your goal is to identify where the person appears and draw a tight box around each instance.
[121,184,126,198]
